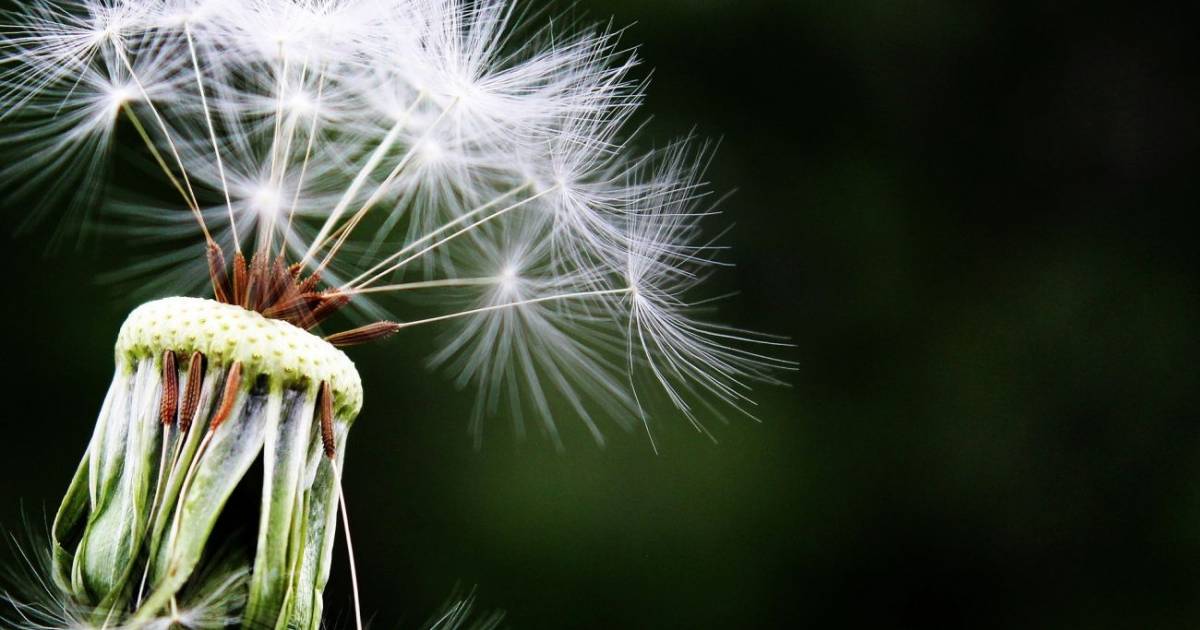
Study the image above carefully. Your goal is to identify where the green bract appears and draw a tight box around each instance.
[50,297,360,629]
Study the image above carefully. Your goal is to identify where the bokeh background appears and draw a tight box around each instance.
[2,1,1198,627]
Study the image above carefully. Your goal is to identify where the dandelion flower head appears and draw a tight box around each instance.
[0,0,794,448]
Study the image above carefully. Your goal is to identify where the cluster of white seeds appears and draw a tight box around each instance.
[0,0,792,447]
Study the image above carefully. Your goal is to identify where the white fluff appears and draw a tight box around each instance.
[0,0,792,447]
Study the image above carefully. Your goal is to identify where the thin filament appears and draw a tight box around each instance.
[185,23,237,251]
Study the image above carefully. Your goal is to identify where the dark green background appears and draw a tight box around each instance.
[2,1,1198,627]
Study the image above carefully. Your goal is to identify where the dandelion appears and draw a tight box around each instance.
[0,0,793,627]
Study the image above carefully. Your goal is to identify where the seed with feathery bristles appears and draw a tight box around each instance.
[1,0,793,626]
[0,0,791,445]
[325,321,403,347]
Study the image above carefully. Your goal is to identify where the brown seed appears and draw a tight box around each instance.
[262,291,324,323]
[159,351,178,426]
[325,321,402,347]
[259,255,290,312]
[231,251,248,307]
[206,241,230,304]
[179,351,205,433]
[295,270,323,296]
[304,292,352,330]
[319,381,335,460]
[245,252,266,310]
[209,362,243,432]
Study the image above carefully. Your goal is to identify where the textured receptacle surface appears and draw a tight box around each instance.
[116,296,363,416]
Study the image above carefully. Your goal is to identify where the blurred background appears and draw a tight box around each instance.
[2,1,1198,627]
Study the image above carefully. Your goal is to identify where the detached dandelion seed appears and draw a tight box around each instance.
[0,0,795,627]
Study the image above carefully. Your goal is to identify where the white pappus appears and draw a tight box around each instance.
[0,0,793,445]
[1,0,798,628]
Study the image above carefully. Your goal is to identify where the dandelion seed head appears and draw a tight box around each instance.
[0,0,791,448]
[0,5,797,630]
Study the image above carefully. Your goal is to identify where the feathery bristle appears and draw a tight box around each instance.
[0,0,791,446]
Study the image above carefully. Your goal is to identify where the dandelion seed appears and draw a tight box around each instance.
[0,0,793,627]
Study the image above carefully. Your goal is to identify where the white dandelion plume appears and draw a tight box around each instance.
[0,0,185,234]
[427,212,638,449]
[422,587,504,630]
[0,0,794,627]
[619,142,795,444]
